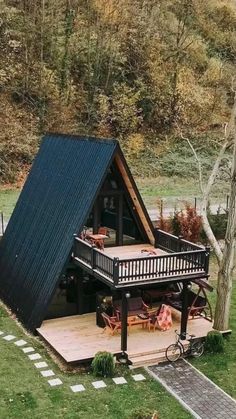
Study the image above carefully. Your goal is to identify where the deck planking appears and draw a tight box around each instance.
[37,312,213,364]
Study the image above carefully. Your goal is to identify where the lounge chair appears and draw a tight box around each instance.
[101,312,121,335]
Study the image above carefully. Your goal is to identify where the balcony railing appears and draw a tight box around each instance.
[73,229,210,287]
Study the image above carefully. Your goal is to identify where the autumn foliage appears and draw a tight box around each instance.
[1,0,236,183]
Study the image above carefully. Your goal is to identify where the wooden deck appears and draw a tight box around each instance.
[37,312,214,364]
[103,243,166,258]
[74,233,209,287]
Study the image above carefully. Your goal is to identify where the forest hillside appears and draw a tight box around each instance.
[0,0,236,184]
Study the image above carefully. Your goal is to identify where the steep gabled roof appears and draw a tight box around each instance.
[0,134,153,331]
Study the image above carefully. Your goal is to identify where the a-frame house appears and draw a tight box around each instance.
[0,134,213,364]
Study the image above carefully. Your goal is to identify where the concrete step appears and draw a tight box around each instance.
[129,352,167,368]
[129,347,166,359]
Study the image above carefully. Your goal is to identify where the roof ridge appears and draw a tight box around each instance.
[43,133,118,145]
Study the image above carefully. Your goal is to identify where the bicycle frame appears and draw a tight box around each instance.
[175,332,194,357]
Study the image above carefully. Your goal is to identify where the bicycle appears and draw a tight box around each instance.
[165,330,204,362]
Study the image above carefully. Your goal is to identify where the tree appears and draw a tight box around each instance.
[214,103,236,330]
[184,94,236,331]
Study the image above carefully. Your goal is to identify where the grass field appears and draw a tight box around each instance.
[136,176,230,209]
[0,174,230,221]
[0,304,191,419]
[0,189,20,219]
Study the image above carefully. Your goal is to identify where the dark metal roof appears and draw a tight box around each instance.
[0,134,117,330]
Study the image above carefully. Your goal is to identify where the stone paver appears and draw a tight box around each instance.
[70,384,86,393]
[40,370,55,377]
[147,359,236,419]
[28,353,41,360]
[22,347,35,353]
[132,374,146,382]
[92,380,107,389]
[14,339,27,347]
[0,331,4,335]
[34,362,48,369]
[3,335,16,341]
[48,378,62,387]
[112,377,127,385]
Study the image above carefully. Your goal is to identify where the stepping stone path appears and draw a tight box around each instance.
[112,377,127,385]
[34,362,48,369]
[48,378,63,387]
[28,353,42,360]
[40,370,55,377]
[147,359,236,419]
[132,374,146,382]
[92,380,107,389]
[22,347,35,353]
[14,339,27,347]
[70,384,85,393]
[3,335,16,341]
[1,329,147,393]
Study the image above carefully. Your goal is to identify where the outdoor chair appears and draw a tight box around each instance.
[149,304,172,331]
[166,287,212,321]
[101,312,121,335]
[114,297,149,319]
[98,226,110,237]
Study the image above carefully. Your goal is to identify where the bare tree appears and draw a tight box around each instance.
[214,105,236,330]
[182,94,236,331]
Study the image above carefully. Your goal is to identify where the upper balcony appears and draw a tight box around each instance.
[72,229,210,288]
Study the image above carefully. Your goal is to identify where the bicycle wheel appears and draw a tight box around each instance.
[191,341,204,358]
[165,344,182,362]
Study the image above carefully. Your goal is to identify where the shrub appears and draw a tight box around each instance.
[205,331,225,353]
[171,204,202,242]
[208,212,227,240]
[91,351,115,377]
[129,408,158,419]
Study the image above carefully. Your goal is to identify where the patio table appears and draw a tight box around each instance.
[127,316,151,332]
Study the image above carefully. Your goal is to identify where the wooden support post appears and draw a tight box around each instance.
[117,194,123,246]
[154,228,159,248]
[76,268,84,315]
[93,200,100,234]
[121,291,128,352]
[180,281,189,340]
[204,246,210,274]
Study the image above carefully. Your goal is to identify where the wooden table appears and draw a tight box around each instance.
[85,233,108,250]
[128,316,151,332]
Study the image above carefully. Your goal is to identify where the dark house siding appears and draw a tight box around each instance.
[0,134,117,331]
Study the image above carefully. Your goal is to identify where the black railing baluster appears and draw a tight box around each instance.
[74,238,208,287]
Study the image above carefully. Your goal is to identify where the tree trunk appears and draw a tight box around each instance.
[214,125,236,330]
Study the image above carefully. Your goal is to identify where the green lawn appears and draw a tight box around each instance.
[136,176,230,209]
[0,175,230,220]
[0,189,20,219]
[0,303,191,419]
[190,258,236,399]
